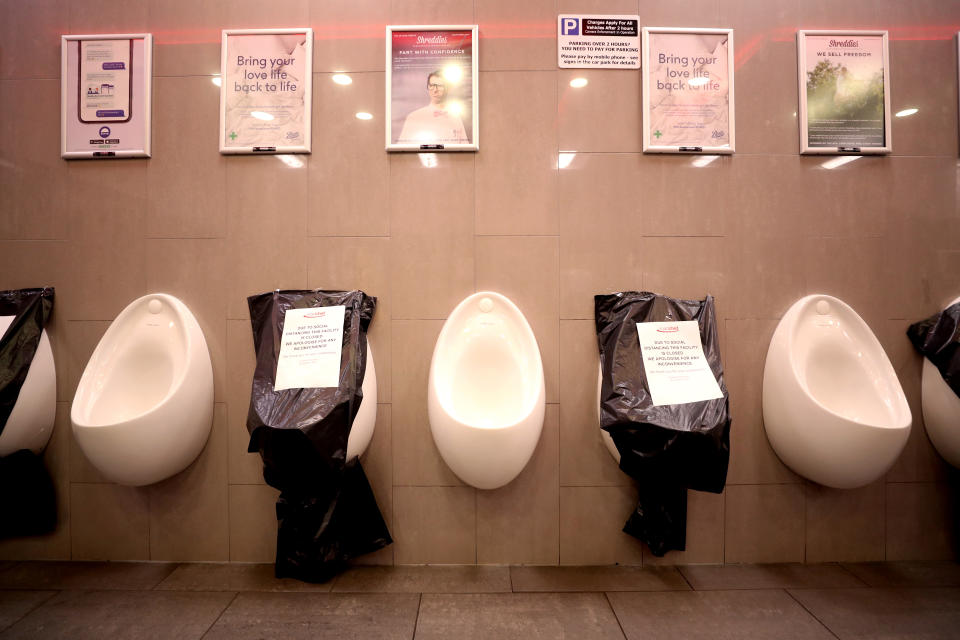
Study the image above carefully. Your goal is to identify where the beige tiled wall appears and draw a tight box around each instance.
[1,0,958,566]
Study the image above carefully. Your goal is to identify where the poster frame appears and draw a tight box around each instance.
[641,26,736,154]
[60,33,152,159]
[219,28,314,155]
[797,29,892,155]
[385,24,479,152]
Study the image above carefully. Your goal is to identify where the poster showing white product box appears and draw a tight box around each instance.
[797,30,891,154]
[219,29,313,154]
[636,321,723,406]
[60,34,152,158]
[557,15,640,68]
[274,306,345,391]
[642,28,735,154]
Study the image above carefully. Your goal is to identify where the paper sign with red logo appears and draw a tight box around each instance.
[636,320,723,406]
[274,305,345,390]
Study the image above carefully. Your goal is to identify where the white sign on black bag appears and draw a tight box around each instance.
[274,306,345,391]
[636,321,723,406]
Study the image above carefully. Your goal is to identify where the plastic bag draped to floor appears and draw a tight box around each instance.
[595,291,731,556]
[0,287,56,538]
[246,289,391,582]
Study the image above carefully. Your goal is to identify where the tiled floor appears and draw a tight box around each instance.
[1,561,959,639]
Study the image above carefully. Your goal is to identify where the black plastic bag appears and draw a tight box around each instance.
[907,300,960,398]
[596,291,730,556]
[246,289,391,582]
[0,288,54,437]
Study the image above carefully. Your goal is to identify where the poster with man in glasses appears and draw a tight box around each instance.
[387,26,478,151]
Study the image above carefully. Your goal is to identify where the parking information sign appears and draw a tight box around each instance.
[557,15,640,68]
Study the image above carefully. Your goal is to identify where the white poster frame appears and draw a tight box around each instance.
[385,25,479,152]
[60,33,152,159]
[641,27,736,154]
[797,30,892,155]
[219,28,313,155]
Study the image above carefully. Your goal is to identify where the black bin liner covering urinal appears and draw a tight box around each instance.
[246,289,391,582]
[908,300,960,398]
[0,287,56,538]
[596,292,731,556]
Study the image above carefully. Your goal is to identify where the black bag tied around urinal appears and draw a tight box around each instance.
[0,288,54,437]
[596,291,731,557]
[907,300,960,398]
[246,289,391,583]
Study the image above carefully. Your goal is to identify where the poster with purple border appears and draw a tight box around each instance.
[61,34,152,159]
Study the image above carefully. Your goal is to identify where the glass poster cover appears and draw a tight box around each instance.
[642,27,735,154]
[61,34,152,158]
[797,30,891,154]
[219,29,313,154]
[386,25,478,152]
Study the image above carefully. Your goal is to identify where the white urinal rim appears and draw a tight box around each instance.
[431,290,544,431]
[72,292,202,428]
[780,293,910,431]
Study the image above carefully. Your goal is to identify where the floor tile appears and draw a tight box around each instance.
[155,563,332,592]
[0,561,177,591]
[510,566,690,592]
[331,565,510,593]
[789,587,960,640]
[0,590,235,640]
[679,563,866,590]
[415,593,626,640]
[840,561,960,587]
[0,591,56,633]
[202,592,419,640]
[608,590,836,640]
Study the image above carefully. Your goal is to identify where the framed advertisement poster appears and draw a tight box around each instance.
[642,27,735,154]
[219,28,313,154]
[797,30,891,154]
[386,25,478,152]
[61,33,152,159]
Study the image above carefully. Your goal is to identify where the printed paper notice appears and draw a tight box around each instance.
[636,321,723,406]
[274,306,345,391]
[558,15,639,68]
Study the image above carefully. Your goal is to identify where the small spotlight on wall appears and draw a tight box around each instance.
[211,76,222,87]
[557,152,576,169]
[569,77,588,88]
[355,112,373,120]
[332,74,353,85]
[895,108,918,118]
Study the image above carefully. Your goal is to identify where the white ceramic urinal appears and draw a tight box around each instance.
[921,296,960,468]
[762,294,911,489]
[597,362,620,463]
[0,317,56,456]
[347,343,377,460]
[71,293,213,486]
[428,291,545,489]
